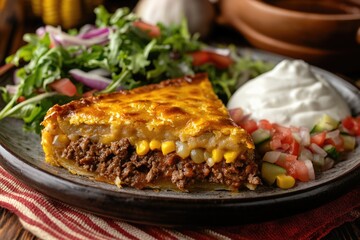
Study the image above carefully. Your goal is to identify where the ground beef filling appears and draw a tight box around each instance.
[61,137,260,191]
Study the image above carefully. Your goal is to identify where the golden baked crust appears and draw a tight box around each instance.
[41,73,259,191]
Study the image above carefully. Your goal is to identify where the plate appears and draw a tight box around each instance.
[0,48,360,227]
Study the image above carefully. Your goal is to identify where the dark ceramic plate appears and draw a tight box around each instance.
[0,48,359,227]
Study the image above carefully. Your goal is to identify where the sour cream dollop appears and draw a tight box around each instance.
[227,60,351,129]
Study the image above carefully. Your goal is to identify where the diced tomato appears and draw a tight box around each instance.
[270,137,282,150]
[275,153,310,182]
[189,51,210,67]
[273,124,292,143]
[293,160,310,182]
[132,21,161,38]
[342,116,360,136]
[258,119,272,130]
[82,89,97,98]
[268,124,301,156]
[208,52,233,69]
[16,96,26,103]
[49,78,77,97]
[239,119,258,134]
[288,140,300,156]
[189,50,233,69]
[325,137,344,152]
[310,132,326,147]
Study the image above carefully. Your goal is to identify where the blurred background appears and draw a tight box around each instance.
[0,0,140,64]
[1,0,360,74]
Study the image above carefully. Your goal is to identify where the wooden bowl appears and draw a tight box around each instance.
[218,0,360,72]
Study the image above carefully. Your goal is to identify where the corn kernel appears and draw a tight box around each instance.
[149,139,161,150]
[161,141,176,155]
[212,149,223,163]
[224,151,238,163]
[136,140,150,156]
[276,174,295,189]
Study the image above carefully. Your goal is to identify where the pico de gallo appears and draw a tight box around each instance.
[229,108,359,189]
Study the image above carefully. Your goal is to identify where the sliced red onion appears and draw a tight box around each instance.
[88,68,111,77]
[13,69,21,85]
[310,143,327,157]
[78,24,96,35]
[263,151,281,163]
[45,25,109,47]
[36,27,46,37]
[80,27,109,39]
[5,85,18,94]
[69,69,113,90]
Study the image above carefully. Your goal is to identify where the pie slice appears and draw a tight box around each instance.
[41,73,260,191]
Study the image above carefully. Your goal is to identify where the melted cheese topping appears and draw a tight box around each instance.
[42,74,254,166]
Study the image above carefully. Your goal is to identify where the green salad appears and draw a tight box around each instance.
[0,6,272,134]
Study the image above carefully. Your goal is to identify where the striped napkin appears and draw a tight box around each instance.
[0,166,359,240]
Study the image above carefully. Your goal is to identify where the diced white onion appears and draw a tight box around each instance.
[323,157,335,171]
[263,151,281,163]
[292,132,301,144]
[312,154,325,170]
[299,148,313,161]
[300,127,310,146]
[326,129,340,139]
[310,143,327,157]
[326,130,342,146]
[176,141,191,159]
[190,149,205,163]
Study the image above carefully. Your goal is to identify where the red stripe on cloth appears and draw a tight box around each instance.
[105,219,140,240]
[179,229,218,240]
[137,225,178,240]
[0,201,66,240]
[0,190,84,240]
[211,228,251,240]
[58,203,119,239]
[51,204,110,240]
[0,176,91,240]
[0,170,121,240]
[1,169,147,240]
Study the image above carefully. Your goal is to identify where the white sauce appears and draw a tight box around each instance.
[227,60,351,129]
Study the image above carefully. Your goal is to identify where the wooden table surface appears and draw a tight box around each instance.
[0,0,360,239]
